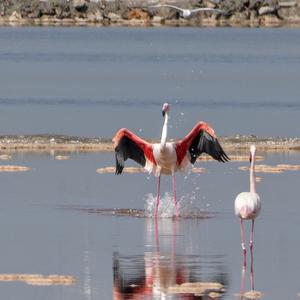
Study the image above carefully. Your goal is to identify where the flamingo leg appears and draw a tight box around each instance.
[155,176,161,217]
[240,218,247,268]
[250,219,255,290]
[172,174,179,217]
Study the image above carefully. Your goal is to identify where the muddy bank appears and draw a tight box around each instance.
[0,134,299,153]
[1,0,300,27]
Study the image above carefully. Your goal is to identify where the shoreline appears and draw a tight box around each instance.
[1,0,300,28]
[0,134,299,154]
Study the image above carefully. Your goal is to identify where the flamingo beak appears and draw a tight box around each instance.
[249,154,252,164]
[162,110,165,117]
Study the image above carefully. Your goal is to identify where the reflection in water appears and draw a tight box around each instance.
[113,219,227,299]
[83,220,92,300]
[237,245,262,300]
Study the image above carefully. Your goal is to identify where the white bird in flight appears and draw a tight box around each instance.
[149,4,226,18]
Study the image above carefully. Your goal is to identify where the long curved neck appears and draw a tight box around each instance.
[160,113,168,150]
[250,153,256,193]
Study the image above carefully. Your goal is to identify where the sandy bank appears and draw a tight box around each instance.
[0,134,299,154]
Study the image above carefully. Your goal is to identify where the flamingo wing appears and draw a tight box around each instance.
[176,122,230,165]
[113,128,154,175]
[189,130,229,163]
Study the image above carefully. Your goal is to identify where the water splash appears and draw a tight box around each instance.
[144,193,208,219]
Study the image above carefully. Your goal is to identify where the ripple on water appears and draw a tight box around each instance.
[58,198,214,219]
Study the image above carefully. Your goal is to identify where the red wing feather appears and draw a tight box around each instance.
[175,122,229,165]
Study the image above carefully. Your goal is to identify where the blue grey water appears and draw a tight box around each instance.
[0,27,300,137]
[0,27,300,299]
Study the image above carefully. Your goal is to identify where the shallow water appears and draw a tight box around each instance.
[0,151,299,299]
[0,27,300,137]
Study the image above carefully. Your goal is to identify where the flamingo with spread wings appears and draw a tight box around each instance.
[113,103,230,217]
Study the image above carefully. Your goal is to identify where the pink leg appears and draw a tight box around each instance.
[240,219,247,268]
[172,174,179,217]
[155,176,161,217]
[250,219,255,290]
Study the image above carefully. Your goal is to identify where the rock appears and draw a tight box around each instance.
[9,11,22,22]
[40,2,56,16]
[279,1,297,7]
[229,12,249,23]
[152,15,162,23]
[87,10,103,22]
[73,0,89,12]
[127,8,150,20]
[259,14,281,25]
[107,12,122,22]
[278,6,300,20]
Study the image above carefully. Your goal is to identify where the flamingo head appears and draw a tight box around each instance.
[162,102,170,117]
[249,144,256,164]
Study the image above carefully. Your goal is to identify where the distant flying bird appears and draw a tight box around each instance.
[235,145,261,268]
[113,103,229,217]
[149,4,225,18]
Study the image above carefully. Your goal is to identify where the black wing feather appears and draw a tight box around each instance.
[115,136,146,175]
[189,131,230,164]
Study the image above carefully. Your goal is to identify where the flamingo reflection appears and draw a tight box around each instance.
[113,218,227,299]
[237,235,263,299]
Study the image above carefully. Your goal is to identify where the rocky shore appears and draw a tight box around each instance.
[0,0,300,27]
[0,134,299,153]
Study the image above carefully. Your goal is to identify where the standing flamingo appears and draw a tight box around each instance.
[235,144,261,271]
[113,103,229,217]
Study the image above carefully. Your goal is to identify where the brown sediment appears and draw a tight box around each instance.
[55,155,70,160]
[198,154,264,162]
[239,165,284,173]
[239,163,300,173]
[243,290,263,299]
[167,282,225,296]
[96,166,145,174]
[0,165,31,172]
[0,135,299,154]
[0,154,12,160]
[276,164,300,170]
[0,274,75,286]
[191,167,206,173]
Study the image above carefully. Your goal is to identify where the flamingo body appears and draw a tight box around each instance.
[235,192,261,220]
[113,103,229,217]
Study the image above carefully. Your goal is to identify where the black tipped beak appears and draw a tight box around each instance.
[162,110,165,117]
[249,155,252,164]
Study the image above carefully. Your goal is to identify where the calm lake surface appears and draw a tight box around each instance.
[0,27,300,137]
[0,26,299,299]
[0,151,299,299]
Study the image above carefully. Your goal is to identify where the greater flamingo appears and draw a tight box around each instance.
[235,144,261,270]
[113,103,229,217]
[149,4,225,18]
